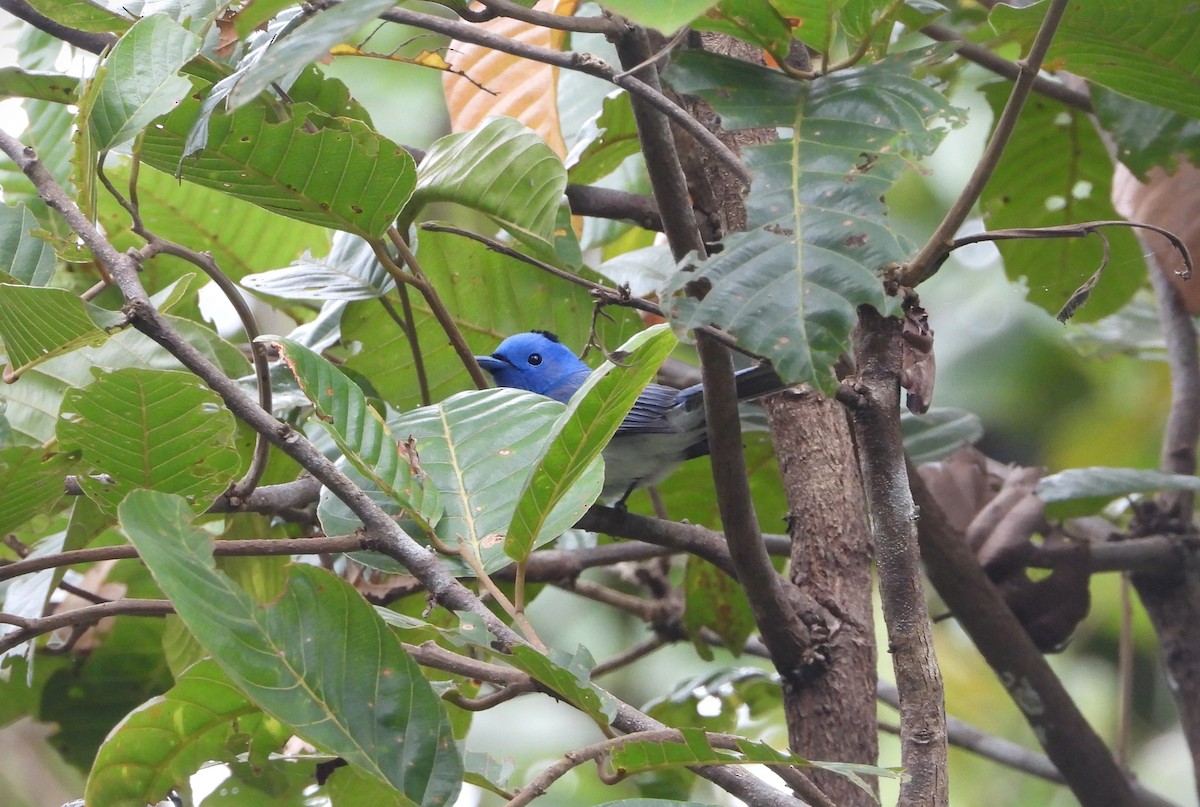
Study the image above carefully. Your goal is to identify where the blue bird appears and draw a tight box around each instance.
[476,331,783,504]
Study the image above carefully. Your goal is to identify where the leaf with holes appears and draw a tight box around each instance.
[271,337,441,530]
[119,491,463,805]
[56,368,240,513]
[137,83,415,238]
[409,118,567,256]
[86,658,290,807]
[81,14,201,152]
[505,325,675,562]
[661,47,963,392]
[980,85,1144,321]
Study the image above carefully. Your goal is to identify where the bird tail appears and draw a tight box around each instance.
[733,364,786,401]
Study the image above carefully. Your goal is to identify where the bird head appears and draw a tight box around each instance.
[475,331,590,402]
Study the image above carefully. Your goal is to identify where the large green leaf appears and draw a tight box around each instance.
[324,389,602,575]
[241,231,392,301]
[682,556,755,657]
[0,202,56,285]
[505,325,676,561]
[991,0,1200,119]
[81,14,202,152]
[661,47,962,391]
[410,118,567,255]
[86,659,290,807]
[56,368,241,513]
[1091,86,1200,180]
[0,285,118,378]
[271,336,441,530]
[979,85,1144,321]
[225,0,399,109]
[342,227,636,412]
[137,83,416,237]
[118,491,464,806]
[23,0,133,33]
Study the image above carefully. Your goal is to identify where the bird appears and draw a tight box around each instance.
[475,330,783,505]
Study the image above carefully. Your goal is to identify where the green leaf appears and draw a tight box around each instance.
[979,85,1144,321]
[0,284,115,378]
[242,231,393,301]
[137,84,416,237]
[118,491,464,806]
[226,0,400,109]
[693,1,796,64]
[56,368,241,513]
[85,659,290,807]
[271,337,441,530]
[325,389,602,575]
[0,202,57,284]
[506,645,620,725]
[0,67,78,104]
[682,556,755,657]
[23,0,133,33]
[901,407,983,464]
[411,118,567,255]
[505,325,676,561]
[1037,467,1200,503]
[0,448,75,535]
[82,14,202,152]
[769,0,849,55]
[661,47,962,391]
[1091,86,1200,180]
[567,91,641,185]
[233,0,304,36]
[991,0,1200,119]
[598,0,721,33]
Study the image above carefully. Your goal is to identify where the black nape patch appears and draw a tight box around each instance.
[532,330,561,342]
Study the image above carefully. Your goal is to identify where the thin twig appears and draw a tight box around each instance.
[591,635,667,677]
[0,599,173,654]
[901,0,1072,286]
[378,292,431,406]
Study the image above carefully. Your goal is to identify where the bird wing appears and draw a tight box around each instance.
[615,383,681,436]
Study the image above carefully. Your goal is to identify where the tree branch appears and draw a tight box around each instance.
[901,0,1071,286]
[842,305,947,807]
[0,0,116,54]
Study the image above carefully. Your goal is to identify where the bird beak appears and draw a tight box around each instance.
[475,355,507,375]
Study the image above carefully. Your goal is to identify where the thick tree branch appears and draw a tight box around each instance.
[842,306,947,807]
[0,0,116,53]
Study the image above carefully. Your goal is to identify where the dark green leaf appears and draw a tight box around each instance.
[662,47,962,391]
[682,556,755,656]
[86,659,290,807]
[506,645,620,725]
[119,491,464,805]
[567,90,641,185]
[23,0,132,34]
[1092,86,1200,180]
[980,86,1144,321]
[694,1,795,64]
[991,0,1200,119]
[138,84,416,237]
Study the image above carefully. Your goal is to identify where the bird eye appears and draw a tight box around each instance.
[528,353,542,366]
